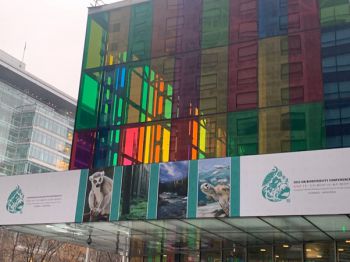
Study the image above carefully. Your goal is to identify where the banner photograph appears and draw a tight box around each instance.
[157,161,189,219]
[83,167,114,222]
[120,164,150,220]
[197,157,231,218]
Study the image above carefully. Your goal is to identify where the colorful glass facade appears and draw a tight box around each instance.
[70,0,350,170]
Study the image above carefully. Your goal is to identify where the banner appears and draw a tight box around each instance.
[82,167,114,222]
[120,164,150,220]
[157,161,189,219]
[240,148,350,216]
[1,148,350,225]
[197,157,231,218]
[0,170,81,225]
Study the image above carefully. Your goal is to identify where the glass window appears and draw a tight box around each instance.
[339,81,350,99]
[304,243,335,262]
[341,106,350,124]
[326,108,340,125]
[322,57,336,73]
[324,82,339,100]
[337,28,350,45]
[247,246,272,262]
[237,117,258,136]
[322,31,335,47]
[337,53,350,71]
[275,244,302,261]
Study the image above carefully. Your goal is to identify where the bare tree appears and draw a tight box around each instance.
[56,243,85,262]
[39,240,63,262]
[15,234,62,262]
[10,232,19,262]
[0,228,124,262]
[91,249,121,262]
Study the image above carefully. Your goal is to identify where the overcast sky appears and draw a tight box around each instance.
[0,0,119,99]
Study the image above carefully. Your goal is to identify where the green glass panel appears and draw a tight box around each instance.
[115,129,120,143]
[141,113,146,122]
[75,73,100,130]
[144,65,150,78]
[123,51,127,62]
[290,103,325,152]
[127,2,153,62]
[202,0,229,49]
[110,130,114,144]
[148,86,154,115]
[167,84,173,96]
[142,81,148,111]
[113,154,118,165]
[118,98,123,118]
[112,96,117,124]
[150,70,155,82]
[320,0,350,27]
[227,110,258,156]
[165,99,172,119]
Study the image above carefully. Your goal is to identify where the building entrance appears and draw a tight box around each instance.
[7,215,350,262]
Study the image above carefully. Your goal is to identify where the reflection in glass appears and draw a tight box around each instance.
[304,243,335,262]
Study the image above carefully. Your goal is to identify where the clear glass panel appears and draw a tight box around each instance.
[274,244,302,262]
[304,242,335,262]
[247,246,272,262]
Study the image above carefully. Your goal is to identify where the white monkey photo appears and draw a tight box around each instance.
[85,169,113,222]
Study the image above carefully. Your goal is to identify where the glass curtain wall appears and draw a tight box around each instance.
[0,81,73,176]
[71,0,350,170]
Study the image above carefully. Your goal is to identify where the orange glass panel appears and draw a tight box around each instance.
[153,90,158,116]
[156,125,162,141]
[155,145,160,162]
[192,148,198,159]
[158,96,163,114]
[192,121,198,146]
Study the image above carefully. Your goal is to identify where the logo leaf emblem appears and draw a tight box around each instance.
[6,185,24,214]
[262,167,290,202]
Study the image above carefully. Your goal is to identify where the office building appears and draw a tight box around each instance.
[0,49,75,176]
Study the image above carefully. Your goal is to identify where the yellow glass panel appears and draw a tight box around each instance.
[144,126,152,163]
[259,36,289,108]
[199,120,206,152]
[162,128,170,162]
[150,126,155,163]
[85,19,104,69]
[259,106,290,154]
[200,47,228,115]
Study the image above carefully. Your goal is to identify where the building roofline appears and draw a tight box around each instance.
[88,0,150,15]
[0,50,76,117]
